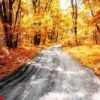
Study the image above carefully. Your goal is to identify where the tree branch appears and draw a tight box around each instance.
[14,0,21,25]
[2,0,8,23]
[0,2,3,18]
[87,0,100,33]
[45,0,52,11]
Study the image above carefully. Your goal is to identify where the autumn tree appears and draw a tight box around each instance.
[0,0,22,48]
[32,0,53,45]
[83,0,100,44]
[48,0,61,42]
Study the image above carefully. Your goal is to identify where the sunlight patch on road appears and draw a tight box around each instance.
[39,92,67,100]
[92,92,100,100]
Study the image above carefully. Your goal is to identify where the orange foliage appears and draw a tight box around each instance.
[0,46,42,80]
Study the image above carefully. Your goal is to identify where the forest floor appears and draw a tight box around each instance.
[63,45,100,77]
[0,45,42,80]
[0,39,61,80]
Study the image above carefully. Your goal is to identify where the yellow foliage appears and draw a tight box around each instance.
[63,45,100,76]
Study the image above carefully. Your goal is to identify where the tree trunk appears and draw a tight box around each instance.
[71,0,78,45]
[0,0,21,48]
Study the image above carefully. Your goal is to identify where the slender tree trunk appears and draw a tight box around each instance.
[2,0,13,48]
[13,0,21,48]
[71,0,78,45]
[7,0,13,48]
[93,32,98,44]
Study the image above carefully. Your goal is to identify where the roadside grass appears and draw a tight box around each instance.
[63,45,100,76]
